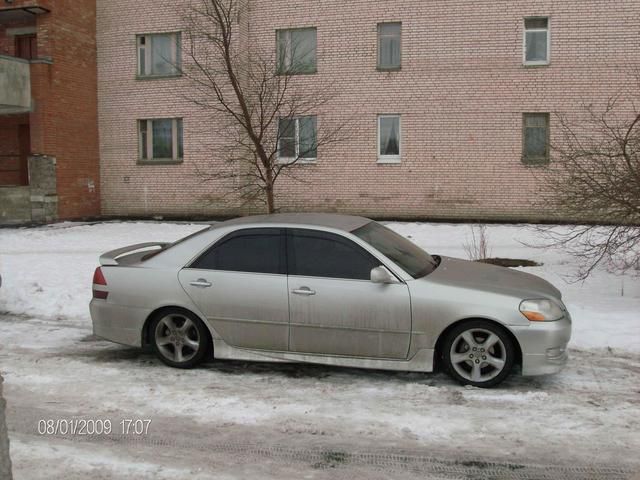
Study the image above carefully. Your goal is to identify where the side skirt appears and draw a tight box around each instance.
[212,338,434,373]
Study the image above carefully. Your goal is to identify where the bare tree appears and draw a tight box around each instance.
[535,78,640,279]
[464,224,492,261]
[182,0,349,213]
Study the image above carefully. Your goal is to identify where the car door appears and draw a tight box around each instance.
[178,228,289,351]
[287,228,412,359]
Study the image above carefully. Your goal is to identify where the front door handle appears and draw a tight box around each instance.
[292,287,316,296]
[190,279,212,288]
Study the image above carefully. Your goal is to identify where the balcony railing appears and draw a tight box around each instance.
[0,55,31,114]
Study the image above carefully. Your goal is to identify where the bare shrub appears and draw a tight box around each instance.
[464,224,492,261]
[532,75,640,279]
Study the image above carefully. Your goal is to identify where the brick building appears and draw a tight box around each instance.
[3,1,636,223]
[94,0,639,221]
[0,0,99,224]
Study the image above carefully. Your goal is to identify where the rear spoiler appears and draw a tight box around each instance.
[99,242,170,266]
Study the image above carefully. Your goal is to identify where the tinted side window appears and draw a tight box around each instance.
[192,229,284,274]
[288,229,378,280]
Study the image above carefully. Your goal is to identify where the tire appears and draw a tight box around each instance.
[442,320,515,388]
[150,309,210,369]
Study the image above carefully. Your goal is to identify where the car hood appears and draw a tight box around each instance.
[425,256,562,301]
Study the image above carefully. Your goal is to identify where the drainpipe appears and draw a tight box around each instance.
[0,374,12,480]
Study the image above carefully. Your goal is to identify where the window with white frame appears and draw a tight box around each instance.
[277,116,317,163]
[524,18,549,65]
[377,23,402,70]
[378,115,401,162]
[137,33,181,77]
[138,118,184,162]
[277,28,317,74]
[522,113,550,164]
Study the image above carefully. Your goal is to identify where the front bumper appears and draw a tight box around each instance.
[90,299,150,347]
[510,315,572,376]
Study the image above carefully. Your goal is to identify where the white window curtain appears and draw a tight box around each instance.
[379,116,400,159]
[139,119,184,161]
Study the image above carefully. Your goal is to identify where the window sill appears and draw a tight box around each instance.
[377,66,402,72]
[377,157,401,164]
[523,62,550,68]
[137,158,184,165]
[276,69,318,76]
[276,158,318,165]
[136,73,182,80]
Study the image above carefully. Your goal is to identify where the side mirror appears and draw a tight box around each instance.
[370,266,395,284]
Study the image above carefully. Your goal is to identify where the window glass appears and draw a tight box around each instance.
[139,118,183,161]
[378,23,401,69]
[139,121,148,159]
[278,116,317,161]
[277,28,317,74]
[138,33,180,76]
[177,119,184,158]
[152,34,174,75]
[288,230,379,280]
[291,28,317,72]
[152,119,173,158]
[524,18,548,64]
[523,113,550,164]
[278,119,297,158]
[192,229,283,274]
[298,116,317,159]
[353,222,438,279]
[379,116,400,158]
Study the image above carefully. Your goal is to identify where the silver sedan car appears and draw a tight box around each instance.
[90,214,571,388]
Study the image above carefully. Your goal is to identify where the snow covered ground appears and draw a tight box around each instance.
[0,221,639,479]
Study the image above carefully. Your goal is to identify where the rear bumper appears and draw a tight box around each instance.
[510,315,572,376]
[90,299,150,347]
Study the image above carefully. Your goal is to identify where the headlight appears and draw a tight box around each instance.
[519,299,564,322]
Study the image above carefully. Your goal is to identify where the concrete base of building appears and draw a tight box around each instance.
[0,155,58,225]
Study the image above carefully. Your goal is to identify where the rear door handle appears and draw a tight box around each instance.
[292,287,316,296]
[190,279,212,288]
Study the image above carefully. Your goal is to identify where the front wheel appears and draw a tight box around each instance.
[442,320,515,388]
[150,309,210,368]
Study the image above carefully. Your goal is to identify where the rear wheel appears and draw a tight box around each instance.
[442,320,515,388]
[150,309,210,368]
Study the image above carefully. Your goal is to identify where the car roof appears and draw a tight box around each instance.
[214,213,372,232]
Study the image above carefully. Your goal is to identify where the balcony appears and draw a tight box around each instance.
[0,55,31,114]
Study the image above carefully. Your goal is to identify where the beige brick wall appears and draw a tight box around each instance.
[97,0,640,221]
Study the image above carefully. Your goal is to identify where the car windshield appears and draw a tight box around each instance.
[352,222,439,279]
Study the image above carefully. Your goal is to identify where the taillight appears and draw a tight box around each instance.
[93,267,107,286]
[93,267,108,299]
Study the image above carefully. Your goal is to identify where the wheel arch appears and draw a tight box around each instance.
[433,317,523,371]
[141,305,212,350]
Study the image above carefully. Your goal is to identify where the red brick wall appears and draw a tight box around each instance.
[1,0,100,220]
[34,0,100,219]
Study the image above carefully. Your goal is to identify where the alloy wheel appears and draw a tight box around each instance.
[449,328,507,383]
[154,314,201,364]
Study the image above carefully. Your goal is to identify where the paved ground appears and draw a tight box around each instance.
[1,314,639,479]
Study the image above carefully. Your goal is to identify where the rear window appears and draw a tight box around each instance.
[190,228,285,274]
[141,226,210,261]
